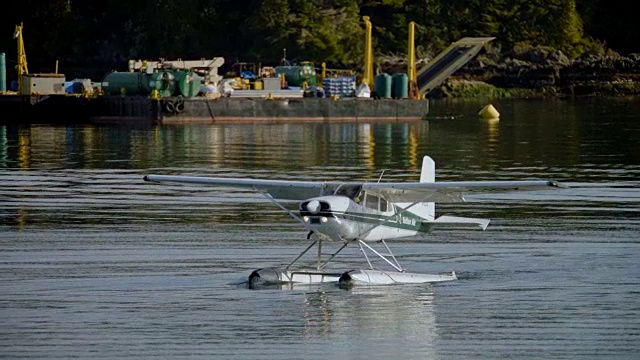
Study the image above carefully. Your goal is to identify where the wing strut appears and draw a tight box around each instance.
[258,187,350,271]
[318,242,350,270]
[256,188,310,231]
[348,192,440,272]
[284,237,350,271]
[285,240,318,270]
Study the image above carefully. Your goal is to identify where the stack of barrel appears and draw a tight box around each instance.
[323,76,356,97]
[374,73,408,99]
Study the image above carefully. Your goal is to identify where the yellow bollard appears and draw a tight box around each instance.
[478,104,500,119]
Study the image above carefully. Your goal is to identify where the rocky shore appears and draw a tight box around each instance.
[385,46,640,98]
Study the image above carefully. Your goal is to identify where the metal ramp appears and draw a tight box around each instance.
[417,37,495,95]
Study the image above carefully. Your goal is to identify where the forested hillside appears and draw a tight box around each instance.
[1,0,637,79]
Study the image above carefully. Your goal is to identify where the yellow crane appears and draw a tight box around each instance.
[13,23,29,94]
[408,21,416,83]
[362,16,373,90]
[407,21,419,99]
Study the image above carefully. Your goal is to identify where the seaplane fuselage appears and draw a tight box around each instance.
[299,195,423,242]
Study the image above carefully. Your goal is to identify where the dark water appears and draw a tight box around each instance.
[1,97,639,359]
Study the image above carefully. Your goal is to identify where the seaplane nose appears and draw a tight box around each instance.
[307,200,321,214]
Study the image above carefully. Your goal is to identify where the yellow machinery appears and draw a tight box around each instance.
[12,23,78,97]
[362,16,374,90]
[407,21,419,99]
[358,17,492,99]
[13,23,29,94]
[320,62,355,79]
[407,21,416,83]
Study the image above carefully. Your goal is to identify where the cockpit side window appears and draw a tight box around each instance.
[364,194,380,210]
[379,197,388,212]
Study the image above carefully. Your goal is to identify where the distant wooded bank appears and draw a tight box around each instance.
[2,0,638,97]
[426,46,640,98]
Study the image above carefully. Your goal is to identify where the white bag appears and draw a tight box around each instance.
[355,83,371,98]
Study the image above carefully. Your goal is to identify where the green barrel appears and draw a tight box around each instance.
[392,73,408,99]
[103,71,147,95]
[0,53,5,92]
[173,70,202,97]
[103,71,175,96]
[275,64,316,87]
[148,71,176,97]
[374,73,392,98]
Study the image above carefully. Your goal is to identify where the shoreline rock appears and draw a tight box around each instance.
[437,47,640,98]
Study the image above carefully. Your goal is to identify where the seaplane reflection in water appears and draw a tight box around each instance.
[143,156,563,287]
[300,286,439,353]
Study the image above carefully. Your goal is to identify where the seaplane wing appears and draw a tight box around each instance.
[363,180,562,203]
[143,175,327,200]
[143,175,560,202]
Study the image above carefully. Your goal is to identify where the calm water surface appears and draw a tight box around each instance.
[1,97,639,359]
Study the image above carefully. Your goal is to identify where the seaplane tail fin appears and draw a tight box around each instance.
[419,156,435,183]
[411,156,436,220]
[432,215,490,230]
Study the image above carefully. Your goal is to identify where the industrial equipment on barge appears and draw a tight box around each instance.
[1,20,493,125]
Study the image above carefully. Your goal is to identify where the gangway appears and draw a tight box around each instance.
[416,37,495,95]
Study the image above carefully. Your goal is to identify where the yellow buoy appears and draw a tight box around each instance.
[478,104,500,119]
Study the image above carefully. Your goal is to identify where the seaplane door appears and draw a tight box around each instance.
[361,192,405,241]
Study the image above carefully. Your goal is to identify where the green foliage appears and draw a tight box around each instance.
[0,0,638,78]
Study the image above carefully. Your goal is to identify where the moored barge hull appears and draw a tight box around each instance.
[2,95,429,125]
[93,96,429,124]
[157,97,429,124]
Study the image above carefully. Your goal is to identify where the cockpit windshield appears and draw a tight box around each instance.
[319,184,389,212]
[321,184,362,199]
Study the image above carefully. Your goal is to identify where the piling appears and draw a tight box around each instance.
[0,53,6,92]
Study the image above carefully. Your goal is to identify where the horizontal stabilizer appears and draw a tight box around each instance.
[430,215,490,230]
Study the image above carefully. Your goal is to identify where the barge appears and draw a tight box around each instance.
[0,22,491,126]
[0,94,429,125]
[95,95,430,124]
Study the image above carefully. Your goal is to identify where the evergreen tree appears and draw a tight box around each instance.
[0,0,637,78]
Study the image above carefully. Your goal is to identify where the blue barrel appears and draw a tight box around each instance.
[392,73,408,99]
[374,73,392,99]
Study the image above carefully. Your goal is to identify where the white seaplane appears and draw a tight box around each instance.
[143,156,562,287]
